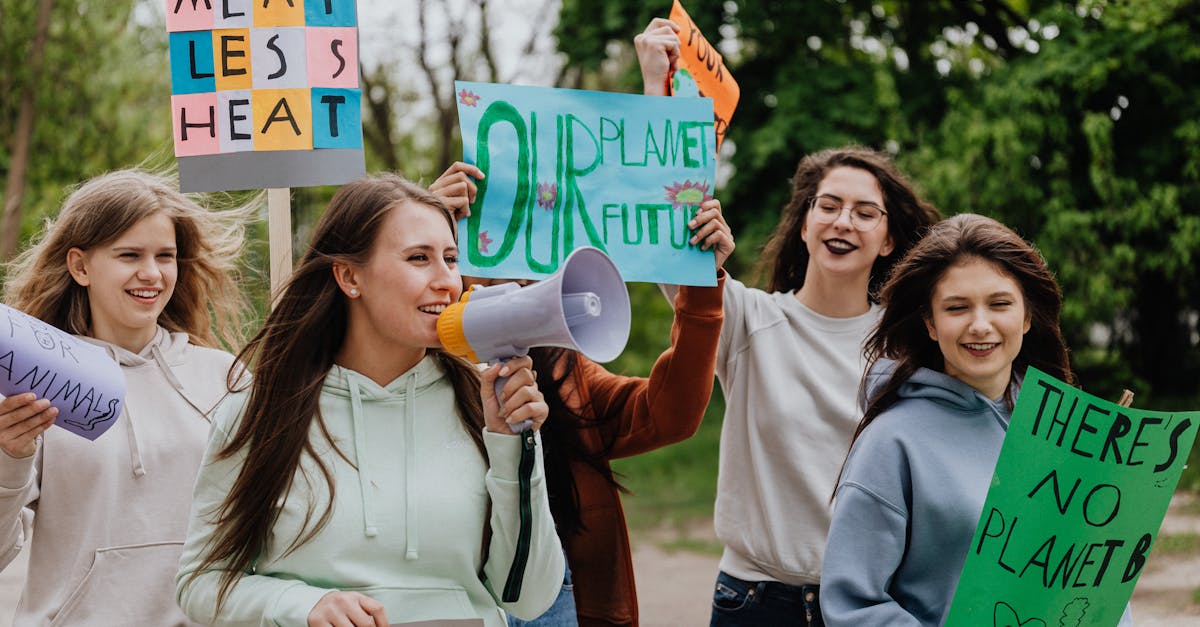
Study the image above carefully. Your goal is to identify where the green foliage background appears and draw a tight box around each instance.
[2,0,1198,530]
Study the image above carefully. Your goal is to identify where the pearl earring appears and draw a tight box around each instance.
[349,288,358,296]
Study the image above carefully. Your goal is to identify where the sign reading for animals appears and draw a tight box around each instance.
[455,81,718,286]
[0,304,126,441]
[165,0,365,192]
[945,368,1200,626]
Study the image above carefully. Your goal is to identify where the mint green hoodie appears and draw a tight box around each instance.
[175,356,564,627]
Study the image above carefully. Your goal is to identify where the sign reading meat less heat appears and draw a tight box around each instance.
[165,0,365,192]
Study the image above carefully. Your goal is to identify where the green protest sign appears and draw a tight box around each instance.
[946,368,1199,626]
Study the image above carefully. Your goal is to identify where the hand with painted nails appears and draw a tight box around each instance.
[481,355,549,435]
[634,17,681,97]
[429,161,485,220]
[0,393,57,459]
[688,198,736,271]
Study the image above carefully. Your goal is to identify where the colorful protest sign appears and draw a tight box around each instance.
[0,304,126,441]
[945,368,1200,626]
[669,0,739,149]
[165,0,365,192]
[454,81,718,286]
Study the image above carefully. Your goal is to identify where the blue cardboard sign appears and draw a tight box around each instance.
[455,81,718,285]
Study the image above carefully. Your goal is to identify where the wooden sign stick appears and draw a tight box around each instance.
[268,187,293,307]
[1117,389,1135,408]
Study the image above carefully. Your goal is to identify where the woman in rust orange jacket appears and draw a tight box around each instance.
[433,162,732,626]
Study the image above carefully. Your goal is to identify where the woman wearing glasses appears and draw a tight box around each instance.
[637,21,940,625]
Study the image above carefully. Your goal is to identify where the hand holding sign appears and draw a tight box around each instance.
[0,393,57,458]
[429,161,486,220]
[688,198,734,270]
[635,18,682,97]
[0,304,126,442]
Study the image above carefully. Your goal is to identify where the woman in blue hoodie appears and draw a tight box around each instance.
[176,174,564,627]
[821,214,1133,626]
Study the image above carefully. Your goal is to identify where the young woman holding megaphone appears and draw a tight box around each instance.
[432,162,733,627]
[175,174,565,627]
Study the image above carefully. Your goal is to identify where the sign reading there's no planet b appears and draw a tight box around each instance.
[945,368,1200,626]
[0,304,126,441]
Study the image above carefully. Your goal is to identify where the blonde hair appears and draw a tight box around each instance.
[3,168,254,349]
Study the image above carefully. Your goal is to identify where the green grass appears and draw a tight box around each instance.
[612,390,724,532]
[660,535,725,556]
[1154,533,1200,556]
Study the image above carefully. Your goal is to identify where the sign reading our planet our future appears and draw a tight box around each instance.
[455,80,719,286]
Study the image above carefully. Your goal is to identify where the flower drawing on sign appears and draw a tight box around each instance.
[478,230,493,253]
[536,183,557,210]
[664,179,713,209]
[459,89,481,107]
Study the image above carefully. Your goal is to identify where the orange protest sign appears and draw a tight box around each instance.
[669,0,739,148]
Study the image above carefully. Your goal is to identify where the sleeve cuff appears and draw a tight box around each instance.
[675,272,725,316]
[0,448,36,491]
[269,582,332,626]
[482,428,542,480]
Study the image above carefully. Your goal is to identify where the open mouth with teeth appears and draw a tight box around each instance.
[823,238,858,255]
[126,289,161,302]
[418,304,447,315]
[963,342,1000,356]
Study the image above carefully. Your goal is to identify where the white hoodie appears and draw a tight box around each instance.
[0,326,234,626]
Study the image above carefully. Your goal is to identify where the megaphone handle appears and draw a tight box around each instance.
[491,358,534,433]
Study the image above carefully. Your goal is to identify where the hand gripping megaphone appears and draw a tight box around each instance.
[437,246,631,431]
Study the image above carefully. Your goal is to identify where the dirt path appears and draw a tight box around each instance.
[4,496,1200,626]
[631,494,1200,626]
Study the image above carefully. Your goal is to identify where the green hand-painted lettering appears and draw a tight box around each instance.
[470,100,529,267]
[526,111,560,273]
[564,114,606,253]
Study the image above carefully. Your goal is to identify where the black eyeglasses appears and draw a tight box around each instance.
[809,195,888,232]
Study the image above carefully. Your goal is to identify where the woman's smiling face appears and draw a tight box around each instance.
[800,166,894,282]
[925,257,1031,400]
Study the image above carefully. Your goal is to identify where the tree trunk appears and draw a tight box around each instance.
[2,0,54,261]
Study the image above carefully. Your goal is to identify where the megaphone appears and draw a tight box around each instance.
[437,246,631,430]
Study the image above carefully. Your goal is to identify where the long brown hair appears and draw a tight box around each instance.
[3,169,251,348]
[850,213,1073,449]
[192,174,486,612]
[756,146,940,298]
[528,347,627,539]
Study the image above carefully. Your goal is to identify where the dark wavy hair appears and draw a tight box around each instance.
[850,213,1073,449]
[527,347,627,539]
[756,146,940,299]
[188,174,486,614]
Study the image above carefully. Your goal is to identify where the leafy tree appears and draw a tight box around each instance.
[555,0,1200,401]
[905,0,1200,398]
[1,1,172,261]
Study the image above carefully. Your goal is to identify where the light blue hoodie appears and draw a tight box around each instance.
[821,363,1133,626]
[176,355,564,627]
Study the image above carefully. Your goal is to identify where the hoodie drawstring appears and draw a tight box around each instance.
[347,376,379,538]
[404,373,419,560]
[104,344,146,479]
[150,343,209,417]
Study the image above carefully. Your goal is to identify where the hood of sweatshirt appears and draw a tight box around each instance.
[322,355,447,555]
[77,326,210,477]
[865,358,1012,430]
